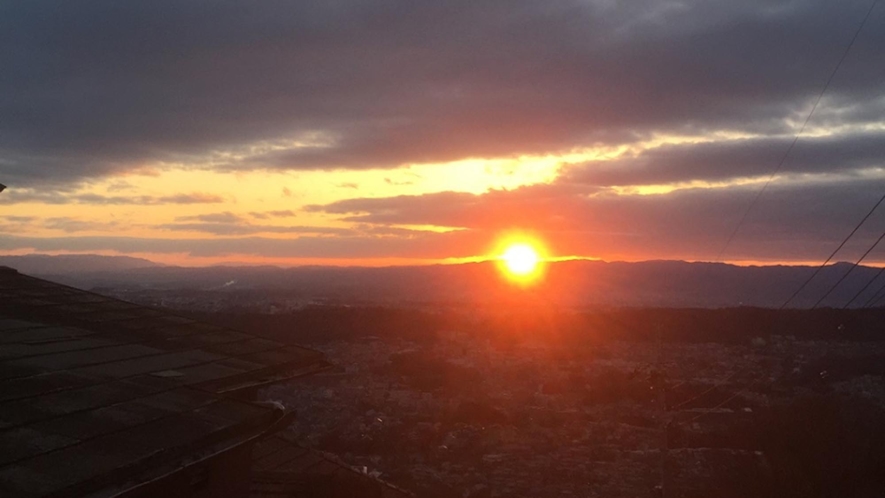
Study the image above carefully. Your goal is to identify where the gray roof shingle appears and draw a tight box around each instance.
[0,266,328,497]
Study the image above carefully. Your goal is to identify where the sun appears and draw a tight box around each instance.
[502,244,539,276]
[492,233,548,285]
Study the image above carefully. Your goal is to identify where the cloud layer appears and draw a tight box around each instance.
[3,0,884,186]
[308,176,885,261]
[2,1,885,265]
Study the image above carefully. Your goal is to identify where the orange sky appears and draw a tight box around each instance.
[2,1,885,267]
[4,142,885,267]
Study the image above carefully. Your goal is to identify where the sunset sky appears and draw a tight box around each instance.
[2,1,885,266]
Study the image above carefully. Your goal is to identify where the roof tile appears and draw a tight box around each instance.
[0,269,327,496]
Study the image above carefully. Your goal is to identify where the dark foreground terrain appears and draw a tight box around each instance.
[120,293,885,497]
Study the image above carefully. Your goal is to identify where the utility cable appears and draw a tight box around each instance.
[686,382,754,424]
[666,4,880,493]
[812,229,885,308]
[669,369,740,411]
[674,1,881,420]
[867,288,885,308]
[842,264,885,308]
[780,192,885,308]
[714,0,879,263]
[861,277,885,308]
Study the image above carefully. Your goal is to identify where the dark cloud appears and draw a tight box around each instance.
[5,171,885,262]
[307,176,885,262]
[0,216,37,234]
[249,210,297,220]
[129,193,227,205]
[157,222,353,237]
[3,1,884,185]
[165,211,341,236]
[105,180,135,192]
[0,216,128,234]
[562,131,885,187]
[176,212,244,224]
[306,184,599,229]
[43,217,122,233]
[0,190,225,205]
[154,219,437,238]
[385,177,415,186]
[0,231,484,259]
[3,216,35,223]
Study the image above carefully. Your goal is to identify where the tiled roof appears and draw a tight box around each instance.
[251,434,412,498]
[0,267,329,497]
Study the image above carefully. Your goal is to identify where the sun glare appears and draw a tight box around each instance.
[496,238,546,285]
[503,244,539,275]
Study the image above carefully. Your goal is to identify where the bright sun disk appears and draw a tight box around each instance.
[502,243,539,276]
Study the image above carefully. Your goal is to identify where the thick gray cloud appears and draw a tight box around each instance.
[308,176,885,261]
[2,0,884,186]
[563,130,885,187]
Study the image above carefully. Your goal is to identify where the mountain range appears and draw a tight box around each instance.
[2,253,882,309]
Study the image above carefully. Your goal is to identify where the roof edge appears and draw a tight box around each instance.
[65,407,296,498]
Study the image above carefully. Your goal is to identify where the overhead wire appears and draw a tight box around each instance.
[668,0,881,432]
[655,326,669,497]
[842,262,885,308]
[713,0,881,264]
[687,221,885,421]
[811,229,885,308]
[686,382,755,424]
[865,287,885,308]
[861,276,885,308]
[688,227,885,423]
[669,369,740,411]
[686,227,885,423]
[780,192,885,308]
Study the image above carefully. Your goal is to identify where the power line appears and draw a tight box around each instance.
[665,5,881,493]
[714,0,880,263]
[669,369,740,411]
[654,327,668,498]
[687,264,885,420]
[683,0,881,412]
[674,1,881,424]
[780,191,885,309]
[812,229,885,308]
[866,286,885,308]
[686,381,755,424]
[861,276,885,307]
[842,264,885,308]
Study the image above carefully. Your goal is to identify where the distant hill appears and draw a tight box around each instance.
[0,254,160,275]
[8,254,883,309]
